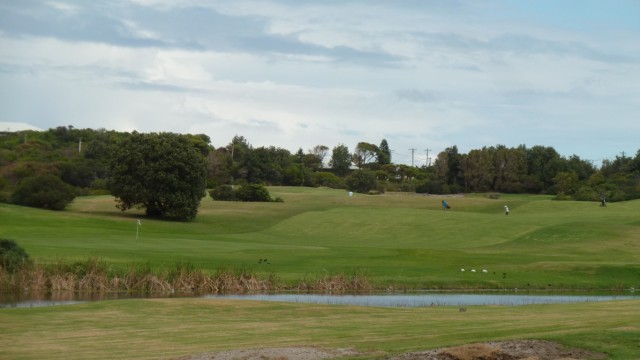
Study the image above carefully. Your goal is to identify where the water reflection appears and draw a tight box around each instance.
[207,293,638,307]
[0,291,194,309]
[1,291,637,309]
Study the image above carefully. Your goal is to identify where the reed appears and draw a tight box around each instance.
[294,272,373,293]
[1,258,364,296]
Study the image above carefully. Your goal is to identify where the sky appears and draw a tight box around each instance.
[0,0,638,166]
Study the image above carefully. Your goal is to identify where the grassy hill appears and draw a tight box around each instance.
[1,187,638,289]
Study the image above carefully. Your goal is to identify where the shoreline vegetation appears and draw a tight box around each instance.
[1,257,634,300]
[0,258,374,296]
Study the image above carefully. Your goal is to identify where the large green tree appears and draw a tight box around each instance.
[352,142,379,168]
[329,144,352,176]
[377,139,391,165]
[107,132,208,220]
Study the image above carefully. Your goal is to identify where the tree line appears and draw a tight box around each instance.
[1,126,638,220]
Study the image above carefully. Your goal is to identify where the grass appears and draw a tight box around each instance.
[1,187,639,358]
[1,187,638,289]
[0,298,638,359]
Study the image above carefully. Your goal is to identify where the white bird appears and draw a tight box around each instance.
[460,268,465,272]
[482,269,488,273]
[471,269,476,273]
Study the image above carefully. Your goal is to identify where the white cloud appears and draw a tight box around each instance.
[0,0,638,163]
[45,1,79,15]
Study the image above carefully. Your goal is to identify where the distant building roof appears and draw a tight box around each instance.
[0,122,43,132]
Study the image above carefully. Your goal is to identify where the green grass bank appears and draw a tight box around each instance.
[1,187,638,290]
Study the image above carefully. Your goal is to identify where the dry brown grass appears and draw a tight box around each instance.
[294,273,372,293]
[1,258,363,296]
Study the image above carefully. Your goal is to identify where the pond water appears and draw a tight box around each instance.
[2,291,637,309]
[207,292,637,307]
[0,291,194,309]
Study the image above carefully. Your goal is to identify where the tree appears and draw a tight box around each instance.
[310,145,329,166]
[352,142,379,168]
[553,171,579,196]
[0,239,31,273]
[329,144,351,176]
[462,147,495,192]
[377,139,391,165]
[107,132,207,220]
[10,174,76,210]
[433,146,463,193]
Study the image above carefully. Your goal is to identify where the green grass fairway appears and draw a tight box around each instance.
[1,187,639,289]
[1,187,639,359]
[0,298,638,359]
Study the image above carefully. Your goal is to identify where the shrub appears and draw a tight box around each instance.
[553,192,573,201]
[10,174,76,210]
[209,184,281,203]
[235,183,273,202]
[209,185,236,201]
[416,180,443,194]
[314,172,346,189]
[0,239,30,273]
[346,170,377,194]
[573,186,598,201]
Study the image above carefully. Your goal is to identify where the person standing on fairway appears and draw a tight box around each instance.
[504,205,509,215]
[442,200,449,210]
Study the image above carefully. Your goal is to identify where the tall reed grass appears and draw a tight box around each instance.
[0,258,373,296]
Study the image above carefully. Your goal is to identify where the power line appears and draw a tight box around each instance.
[408,148,416,167]
[424,148,432,166]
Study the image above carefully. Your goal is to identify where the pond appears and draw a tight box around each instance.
[2,291,637,309]
[207,292,638,307]
[0,291,195,309]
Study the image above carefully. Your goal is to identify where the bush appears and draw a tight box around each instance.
[346,170,377,194]
[573,186,598,201]
[209,184,281,202]
[209,185,236,201]
[553,192,573,201]
[10,174,76,210]
[0,239,30,273]
[236,184,273,202]
[314,172,346,189]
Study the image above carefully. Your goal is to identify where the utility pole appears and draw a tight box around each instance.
[409,148,416,167]
[424,148,432,167]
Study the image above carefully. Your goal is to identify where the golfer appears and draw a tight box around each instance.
[504,205,509,215]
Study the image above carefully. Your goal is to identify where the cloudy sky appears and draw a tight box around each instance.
[1,0,638,166]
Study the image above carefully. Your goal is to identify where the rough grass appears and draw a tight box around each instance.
[0,298,638,359]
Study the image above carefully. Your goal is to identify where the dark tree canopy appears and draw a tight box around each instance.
[1,126,638,203]
[107,132,208,220]
[10,174,76,210]
[329,144,351,176]
[352,142,379,168]
[378,139,391,165]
